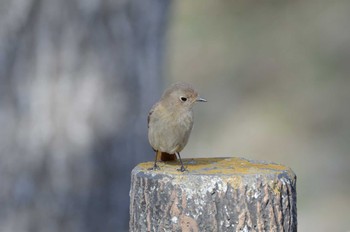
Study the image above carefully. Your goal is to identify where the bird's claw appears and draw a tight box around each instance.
[177,166,187,172]
[148,164,160,171]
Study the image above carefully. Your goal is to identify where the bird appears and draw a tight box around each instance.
[147,82,206,172]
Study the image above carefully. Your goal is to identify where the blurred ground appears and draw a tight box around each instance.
[167,1,350,231]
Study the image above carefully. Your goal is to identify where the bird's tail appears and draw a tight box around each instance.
[156,151,177,161]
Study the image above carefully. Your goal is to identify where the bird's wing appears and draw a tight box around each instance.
[147,111,152,128]
[147,103,158,128]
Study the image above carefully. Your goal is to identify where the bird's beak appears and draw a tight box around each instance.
[196,97,207,102]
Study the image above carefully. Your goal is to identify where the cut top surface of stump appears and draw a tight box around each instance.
[136,157,294,177]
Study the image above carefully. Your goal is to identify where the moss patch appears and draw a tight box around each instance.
[137,157,293,176]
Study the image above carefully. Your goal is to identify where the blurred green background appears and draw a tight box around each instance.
[167,1,350,231]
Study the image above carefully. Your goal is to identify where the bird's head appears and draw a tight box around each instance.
[161,82,206,110]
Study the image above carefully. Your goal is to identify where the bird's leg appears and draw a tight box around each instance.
[176,152,187,172]
[148,151,160,170]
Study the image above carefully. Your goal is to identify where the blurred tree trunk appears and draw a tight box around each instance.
[0,0,171,231]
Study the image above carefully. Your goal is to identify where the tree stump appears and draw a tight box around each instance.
[129,157,297,232]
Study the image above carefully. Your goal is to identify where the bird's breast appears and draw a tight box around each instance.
[175,110,193,130]
[148,106,194,154]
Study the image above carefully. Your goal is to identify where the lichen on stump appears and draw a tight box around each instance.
[129,157,297,232]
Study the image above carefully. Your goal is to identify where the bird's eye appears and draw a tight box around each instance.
[180,97,187,102]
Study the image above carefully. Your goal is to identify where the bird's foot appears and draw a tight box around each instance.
[177,165,187,172]
[148,164,160,171]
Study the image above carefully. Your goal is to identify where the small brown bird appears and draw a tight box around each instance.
[148,82,206,172]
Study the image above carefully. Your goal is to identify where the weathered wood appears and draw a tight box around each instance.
[129,157,297,232]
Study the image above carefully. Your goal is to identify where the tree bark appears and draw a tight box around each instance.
[0,0,171,231]
[130,157,297,232]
